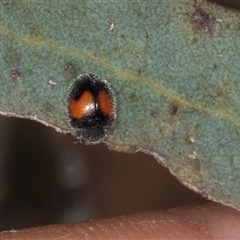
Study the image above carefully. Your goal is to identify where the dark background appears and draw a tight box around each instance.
[0,0,238,231]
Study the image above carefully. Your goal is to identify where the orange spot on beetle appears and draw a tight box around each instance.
[70,91,94,119]
[98,90,115,117]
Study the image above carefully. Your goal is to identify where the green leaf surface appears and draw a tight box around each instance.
[1,0,240,210]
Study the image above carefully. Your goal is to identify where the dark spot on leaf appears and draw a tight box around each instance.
[30,25,44,38]
[191,37,198,44]
[149,109,158,118]
[129,93,138,102]
[11,68,21,80]
[215,85,233,106]
[169,102,178,116]
[191,6,221,35]
[165,102,179,124]
[229,158,235,169]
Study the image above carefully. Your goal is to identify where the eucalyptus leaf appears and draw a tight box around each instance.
[0,0,240,210]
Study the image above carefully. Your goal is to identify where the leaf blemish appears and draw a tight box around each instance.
[189,151,197,160]
[191,6,221,35]
[129,93,138,102]
[186,135,196,145]
[169,102,178,116]
[215,84,233,106]
[108,21,115,31]
[149,109,158,118]
[165,102,179,124]
[11,68,21,80]
[48,79,57,86]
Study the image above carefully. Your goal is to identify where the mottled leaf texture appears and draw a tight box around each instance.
[0,0,240,209]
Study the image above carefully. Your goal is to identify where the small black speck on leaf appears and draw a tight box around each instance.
[170,103,178,116]
[11,69,21,80]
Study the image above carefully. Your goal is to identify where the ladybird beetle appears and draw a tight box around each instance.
[67,73,116,144]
